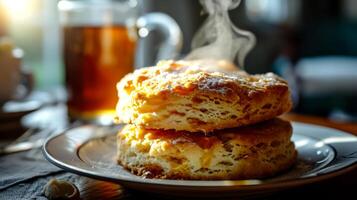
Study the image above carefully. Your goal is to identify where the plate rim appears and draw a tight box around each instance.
[42,122,357,191]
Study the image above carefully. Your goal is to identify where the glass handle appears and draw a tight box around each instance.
[137,13,182,61]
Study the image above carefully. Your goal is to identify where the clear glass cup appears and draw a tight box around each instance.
[58,0,182,124]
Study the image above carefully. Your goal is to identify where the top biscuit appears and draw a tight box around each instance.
[116,60,292,132]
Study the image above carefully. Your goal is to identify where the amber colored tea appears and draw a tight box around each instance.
[64,25,136,119]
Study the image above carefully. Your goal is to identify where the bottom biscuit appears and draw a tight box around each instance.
[117,118,297,180]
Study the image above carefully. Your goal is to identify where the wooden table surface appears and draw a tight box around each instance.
[282,113,357,135]
[76,113,357,200]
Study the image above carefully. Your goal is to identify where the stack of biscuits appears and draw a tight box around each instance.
[115,60,297,180]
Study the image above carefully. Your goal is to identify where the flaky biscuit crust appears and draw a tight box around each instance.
[117,118,296,180]
[116,60,292,132]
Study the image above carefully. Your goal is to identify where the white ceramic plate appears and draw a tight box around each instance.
[43,122,357,198]
[0,100,42,121]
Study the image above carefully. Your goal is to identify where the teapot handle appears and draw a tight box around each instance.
[137,13,183,62]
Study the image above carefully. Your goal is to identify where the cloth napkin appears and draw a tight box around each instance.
[0,151,63,191]
[0,169,79,199]
[0,103,70,198]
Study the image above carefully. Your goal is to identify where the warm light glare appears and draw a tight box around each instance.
[0,0,37,22]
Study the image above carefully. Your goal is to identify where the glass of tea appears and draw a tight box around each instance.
[58,0,182,123]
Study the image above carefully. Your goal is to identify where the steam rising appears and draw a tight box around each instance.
[186,0,256,68]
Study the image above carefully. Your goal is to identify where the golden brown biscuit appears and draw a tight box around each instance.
[117,118,297,180]
[116,60,292,132]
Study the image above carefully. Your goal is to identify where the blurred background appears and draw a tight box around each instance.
[1,0,357,122]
